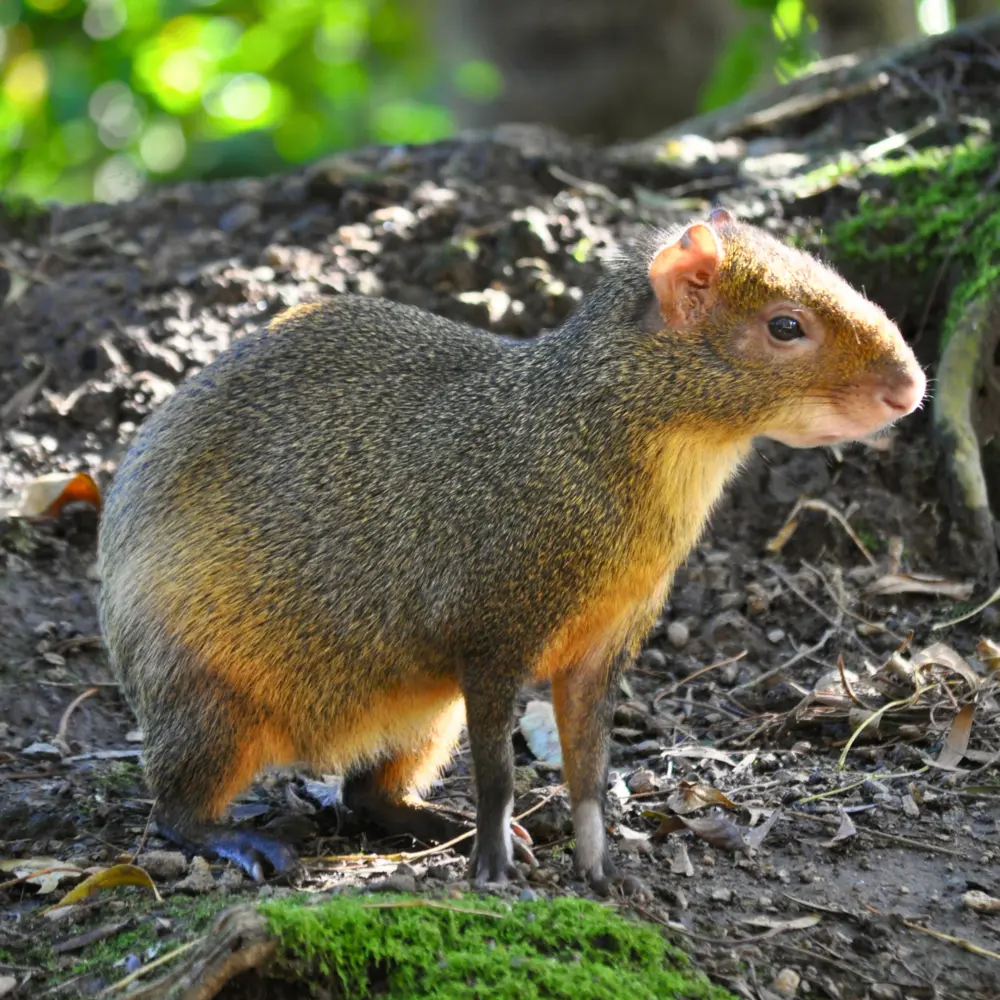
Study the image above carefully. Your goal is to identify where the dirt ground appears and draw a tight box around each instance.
[1,118,999,1000]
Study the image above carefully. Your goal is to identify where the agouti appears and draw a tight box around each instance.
[98,209,925,890]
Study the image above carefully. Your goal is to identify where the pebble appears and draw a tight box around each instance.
[518,887,538,902]
[21,742,63,760]
[767,628,786,644]
[174,856,215,894]
[869,986,902,1000]
[372,872,417,893]
[772,968,800,997]
[710,887,732,903]
[619,875,650,901]
[666,621,690,649]
[638,647,666,670]
[627,769,658,795]
[218,202,261,233]
[138,850,189,880]
[0,976,15,999]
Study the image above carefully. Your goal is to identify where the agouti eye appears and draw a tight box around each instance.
[768,316,804,342]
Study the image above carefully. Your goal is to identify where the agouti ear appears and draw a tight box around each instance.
[648,223,722,326]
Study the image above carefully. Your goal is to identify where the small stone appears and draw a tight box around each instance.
[627,769,657,795]
[394,863,418,879]
[154,917,173,935]
[619,875,650,901]
[219,202,260,232]
[710,887,732,903]
[870,985,902,1000]
[0,976,16,998]
[373,872,417,893]
[757,894,773,908]
[425,864,452,882]
[518,887,538,902]
[638,647,667,670]
[772,968,800,997]
[174,856,215,894]
[21,742,63,760]
[218,868,246,890]
[666,621,690,649]
[139,850,189,880]
[767,628,786,644]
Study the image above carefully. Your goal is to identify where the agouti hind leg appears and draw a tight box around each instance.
[342,700,477,848]
[143,683,299,883]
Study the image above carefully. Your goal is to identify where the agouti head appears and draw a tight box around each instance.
[642,207,926,447]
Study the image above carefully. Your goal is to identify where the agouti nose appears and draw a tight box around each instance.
[878,366,926,416]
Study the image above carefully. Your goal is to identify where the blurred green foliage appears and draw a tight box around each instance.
[0,0,937,203]
[0,0,500,202]
[699,0,819,113]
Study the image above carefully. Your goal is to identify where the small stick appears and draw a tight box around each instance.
[57,687,99,743]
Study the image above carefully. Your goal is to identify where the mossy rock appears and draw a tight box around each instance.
[242,894,735,1000]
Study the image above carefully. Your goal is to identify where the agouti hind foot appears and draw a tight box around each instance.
[343,773,535,868]
[155,819,299,884]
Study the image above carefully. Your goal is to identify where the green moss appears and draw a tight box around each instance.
[262,893,734,1000]
[824,137,1000,348]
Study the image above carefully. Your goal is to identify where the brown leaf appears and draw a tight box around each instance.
[936,704,975,770]
[822,811,857,847]
[745,809,781,852]
[976,639,1000,673]
[910,642,981,691]
[866,574,975,600]
[12,472,102,520]
[666,780,737,816]
[675,813,746,853]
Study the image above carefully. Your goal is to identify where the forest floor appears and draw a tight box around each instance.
[1,113,999,998]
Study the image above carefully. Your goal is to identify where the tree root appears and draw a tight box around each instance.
[111,905,274,1000]
[932,286,1000,586]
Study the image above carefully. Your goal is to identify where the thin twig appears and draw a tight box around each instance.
[56,687,99,743]
[98,937,203,996]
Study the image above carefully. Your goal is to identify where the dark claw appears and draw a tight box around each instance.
[154,821,299,883]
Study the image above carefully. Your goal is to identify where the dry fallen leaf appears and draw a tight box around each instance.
[935,704,975,770]
[517,700,562,768]
[647,810,746,853]
[744,808,781,852]
[822,810,857,847]
[910,642,981,692]
[0,858,83,894]
[666,780,737,816]
[9,471,102,520]
[976,638,1000,673]
[51,863,162,909]
[866,573,975,600]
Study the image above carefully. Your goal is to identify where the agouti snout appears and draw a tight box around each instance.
[98,207,925,890]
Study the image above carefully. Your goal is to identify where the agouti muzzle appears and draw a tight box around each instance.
[98,209,926,890]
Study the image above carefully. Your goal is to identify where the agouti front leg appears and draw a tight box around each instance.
[550,652,626,895]
[463,675,524,886]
